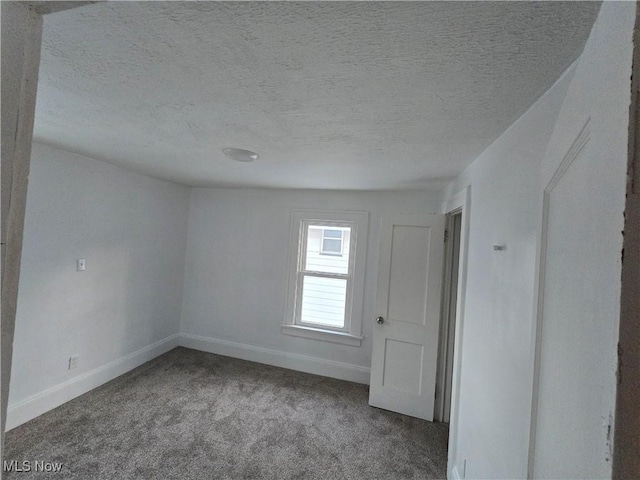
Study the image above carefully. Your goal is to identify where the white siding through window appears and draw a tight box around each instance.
[283,209,368,346]
[300,226,351,328]
[305,227,350,274]
[300,276,347,328]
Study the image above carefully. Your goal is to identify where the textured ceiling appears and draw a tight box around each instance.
[35,1,600,190]
[27,2,97,15]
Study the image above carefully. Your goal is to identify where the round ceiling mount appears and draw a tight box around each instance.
[223,148,259,162]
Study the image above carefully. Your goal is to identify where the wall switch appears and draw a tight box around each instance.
[77,258,86,271]
[68,355,79,370]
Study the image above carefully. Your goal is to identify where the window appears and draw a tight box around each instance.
[300,224,351,328]
[282,209,369,346]
[320,228,344,255]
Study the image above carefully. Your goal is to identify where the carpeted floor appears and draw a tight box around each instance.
[5,347,448,479]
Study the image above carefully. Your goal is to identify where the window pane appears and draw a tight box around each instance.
[321,238,342,254]
[305,225,350,274]
[300,276,346,328]
[323,229,343,239]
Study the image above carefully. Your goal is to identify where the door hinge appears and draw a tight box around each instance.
[444,229,449,243]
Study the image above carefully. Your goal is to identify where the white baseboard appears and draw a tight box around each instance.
[6,333,180,430]
[7,333,370,430]
[450,465,462,480]
[179,333,371,385]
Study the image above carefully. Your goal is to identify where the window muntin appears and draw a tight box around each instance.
[283,209,368,346]
[320,228,344,255]
[297,221,354,331]
[304,226,350,275]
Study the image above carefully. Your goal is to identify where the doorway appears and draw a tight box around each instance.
[434,210,463,423]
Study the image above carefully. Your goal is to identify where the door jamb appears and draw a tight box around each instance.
[434,210,462,422]
[441,186,471,480]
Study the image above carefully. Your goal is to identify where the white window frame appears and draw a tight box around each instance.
[297,221,352,332]
[282,209,369,347]
[320,228,344,256]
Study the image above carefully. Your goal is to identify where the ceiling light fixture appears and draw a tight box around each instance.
[223,148,259,162]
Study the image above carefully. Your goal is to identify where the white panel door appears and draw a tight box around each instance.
[369,214,445,420]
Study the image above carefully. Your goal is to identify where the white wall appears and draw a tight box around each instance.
[532,3,634,478]
[180,188,441,381]
[442,2,635,479]
[7,142,190,428]
[442,64,574,480]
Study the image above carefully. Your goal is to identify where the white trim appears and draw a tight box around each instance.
[527,118,591,478]
[435,211,461,422]
[6,331,371,430]
[442,187,468,217]
[280,324,362,346]
[180,333,370,384]
[6,334,180,430]
[284,209,369,343]
[450,465,462,480]
[297,219,354,334]
[320,227,345,255]
[441,185,471,478]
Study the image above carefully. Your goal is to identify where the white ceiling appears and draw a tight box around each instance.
[35,2,600,190]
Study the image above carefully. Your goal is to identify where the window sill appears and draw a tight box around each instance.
[280,324,363,347]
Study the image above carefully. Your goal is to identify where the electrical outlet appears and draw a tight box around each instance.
[68,355,79,370]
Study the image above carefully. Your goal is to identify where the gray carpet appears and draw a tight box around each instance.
[5,347,448,479]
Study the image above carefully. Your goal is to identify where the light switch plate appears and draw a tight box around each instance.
[77,258,86,271]
[69,355,79,370]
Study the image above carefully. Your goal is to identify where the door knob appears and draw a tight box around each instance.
[376,316,384,325]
